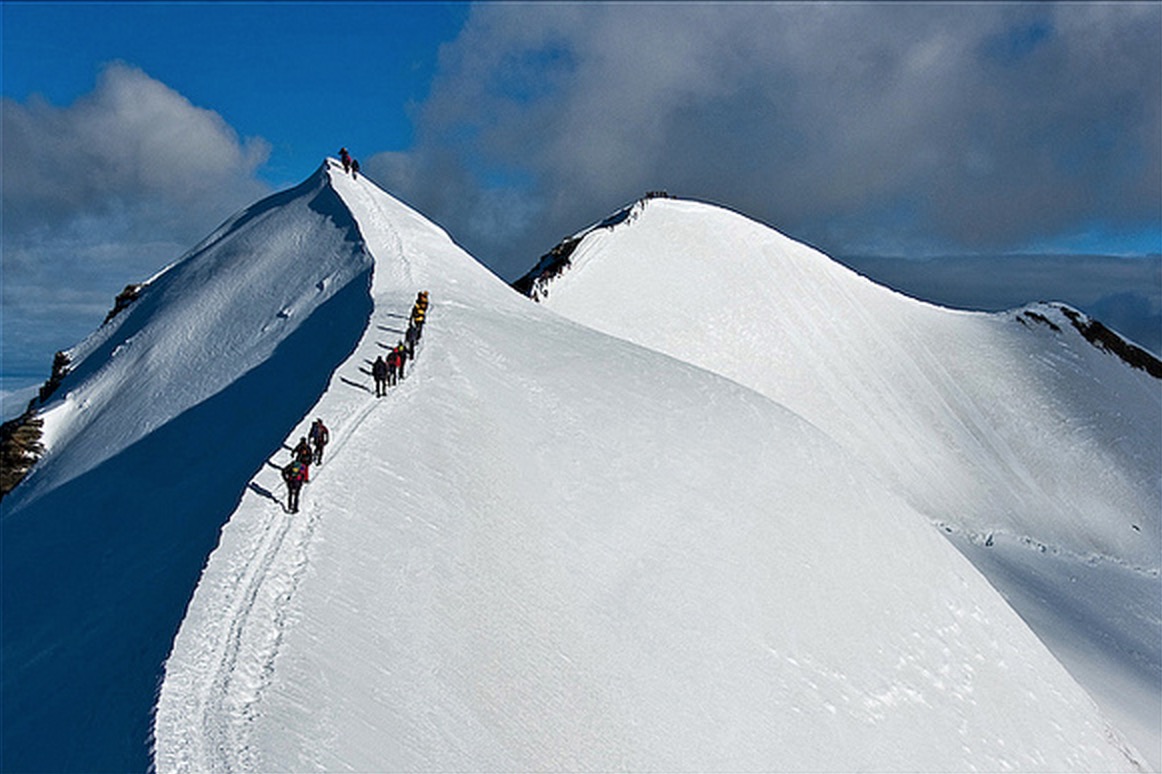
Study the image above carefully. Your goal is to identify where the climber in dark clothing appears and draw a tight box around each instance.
[405,322,418,358]
[309,418,329,464]
[292,437,313,481]
[282,460,306,513]
[339,147,351,173]
[373,355,388,397]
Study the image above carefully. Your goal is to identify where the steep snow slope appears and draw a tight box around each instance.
[1,166,374,772]
[155,172,1145,771]
[526,196,1162,768]
[531,198,1160,566]
[25,169,374,501]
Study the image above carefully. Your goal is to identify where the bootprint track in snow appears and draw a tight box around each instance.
[156,165,449,772]
[201,486,315,772]
[151,171,1155,772]
[170,298,427,773]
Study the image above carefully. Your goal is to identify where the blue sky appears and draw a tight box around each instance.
[3,2,1160,395]
[2,2,469,186]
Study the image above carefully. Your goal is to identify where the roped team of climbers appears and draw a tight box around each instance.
[283,291,430,512]
[373,290,428,398]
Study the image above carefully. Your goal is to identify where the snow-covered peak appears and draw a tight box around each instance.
[525,195,1162,768]
[516,195,859,304]
[4,168,1154,772]
[19,163,372,500]
[15,160,512,505]
[324,159,510,301]
[529,196,1161,569]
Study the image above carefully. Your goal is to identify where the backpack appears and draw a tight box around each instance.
[282,461,302,483]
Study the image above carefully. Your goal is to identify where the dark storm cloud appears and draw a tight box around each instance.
[2,63,272,381]
[370,3,1161,280]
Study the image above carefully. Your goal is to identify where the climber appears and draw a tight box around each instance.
[405,321,419,358]
[373,355,388,397]
[282,460,307,513]
[293,436,313,481]
[309,418,330,464]
[410,299,426,334]
[387,346,402,386]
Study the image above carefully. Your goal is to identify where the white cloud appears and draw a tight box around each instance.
[1,63,273,382]
[3,62,270,231]
[376,3,1161,279]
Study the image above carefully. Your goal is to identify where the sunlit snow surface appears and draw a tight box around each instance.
[536,197,1162,769]
[153,171,1148,771]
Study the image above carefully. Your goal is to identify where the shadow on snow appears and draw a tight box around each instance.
[0,267,372,772]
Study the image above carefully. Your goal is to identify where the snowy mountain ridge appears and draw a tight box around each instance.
[521,194,1161,767]
[524,196,1160,565]
[21,167,376,503]
[511,194,665,302]
[2,163,1157,772]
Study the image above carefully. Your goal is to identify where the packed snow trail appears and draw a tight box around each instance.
[155,169,1145,772]
[1,165,374,772]
[154,295,428,771]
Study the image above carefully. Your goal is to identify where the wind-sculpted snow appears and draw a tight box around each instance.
[155,174,1144,771]
[1,164,374,771]
[25,166,373,501]
[533,198,1160,568]
[531,196,1162,769]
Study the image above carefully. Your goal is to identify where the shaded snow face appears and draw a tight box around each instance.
[155,177,1143,772]
[1,164,374,772]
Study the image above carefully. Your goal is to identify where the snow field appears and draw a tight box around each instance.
[537,196,1162,769]
[543,199,1160,568]
[156,173,1145,771]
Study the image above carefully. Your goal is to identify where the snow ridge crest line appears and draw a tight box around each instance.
[154,166,1155,772]
[155,166,439,771]
[154,301,425,772]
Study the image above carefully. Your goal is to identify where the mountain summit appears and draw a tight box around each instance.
[522,195,1159,561]
[3,166,1154,772]
[519,193,1162,767]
